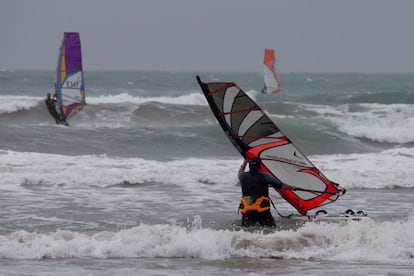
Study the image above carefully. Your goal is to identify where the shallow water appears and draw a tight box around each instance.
[1,70,414,274]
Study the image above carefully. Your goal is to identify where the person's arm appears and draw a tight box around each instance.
[262,172,297,190]
[239,159,247,172]
[280,183,297,190]
[262,173,283,189]
[238,159,247,179]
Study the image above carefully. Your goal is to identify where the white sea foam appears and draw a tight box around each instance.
[0,150,240,216]
[0,96,41,114]
[7,94,413,147]
[87,92,207,106]
[307,103,414,144]
[1,147,413,192]
[0,150,237,189]
[310,147,414,189]
[1,149,413,263]
[333,104,414,144]
[0,216,413,264]
[0,93,207,114]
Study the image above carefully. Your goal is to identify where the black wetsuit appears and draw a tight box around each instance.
[45,97,60,124]
[238,170,282,227]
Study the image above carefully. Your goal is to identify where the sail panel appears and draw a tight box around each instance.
[247,133,286,147]
[55,32,85,120]
[197,76,343,215]
[263,49,281,94]
[238,110,263,136]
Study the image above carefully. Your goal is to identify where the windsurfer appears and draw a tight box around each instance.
[45,93,68,125]
[45,93,61,124]
[238,158,297,227]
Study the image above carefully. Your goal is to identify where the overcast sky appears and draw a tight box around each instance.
[1,0,414,73]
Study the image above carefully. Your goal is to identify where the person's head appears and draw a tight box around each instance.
[46,93,51,98]
[248,158,261,173]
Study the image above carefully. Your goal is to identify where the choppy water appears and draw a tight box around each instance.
[1,70,414,275]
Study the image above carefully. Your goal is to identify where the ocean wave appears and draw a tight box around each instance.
[301,103,414,144]
[0,95,214,130]
[311,147,414,189]
[330,103,414,144]
[0,95,41,114]
[0,217,414,264]
[1,148,413,191]
[0,150,240,190]
[0,93,207,115]
[2,94,413,146]
[87,92,207,106]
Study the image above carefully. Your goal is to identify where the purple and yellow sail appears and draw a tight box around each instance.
[55,32,86,120]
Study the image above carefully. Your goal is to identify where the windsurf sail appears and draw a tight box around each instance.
[262,49,281,94]
[197,76,345,215]
[55,32,86,120]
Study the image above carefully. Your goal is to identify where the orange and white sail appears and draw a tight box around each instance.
[262,49,281,94]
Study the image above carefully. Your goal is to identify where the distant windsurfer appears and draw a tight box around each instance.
[45,93,67,125]
[238,158,297,227]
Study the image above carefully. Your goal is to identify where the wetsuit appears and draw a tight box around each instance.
[45,97,60,124]
[238,170,282,227]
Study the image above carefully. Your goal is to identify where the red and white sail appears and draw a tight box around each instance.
[197,76,344,215]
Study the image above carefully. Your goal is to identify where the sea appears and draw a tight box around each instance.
[0,69,414,275]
